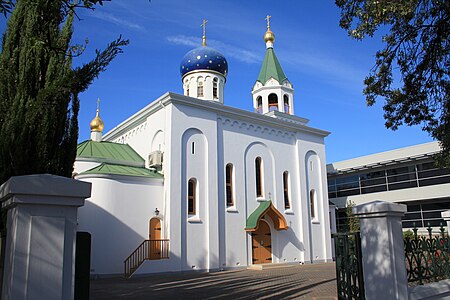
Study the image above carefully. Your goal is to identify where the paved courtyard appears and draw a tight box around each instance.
[90,262,337,299]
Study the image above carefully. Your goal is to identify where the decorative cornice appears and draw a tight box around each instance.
[182,69,226,82]
[102,92,330,141]
[103,93,170,141]
[264,110,309,125]
[218,117,295,140]
[252,82,293,93]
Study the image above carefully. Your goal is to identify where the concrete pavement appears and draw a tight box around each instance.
[90,262,337,300]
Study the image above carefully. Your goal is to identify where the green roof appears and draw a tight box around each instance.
[77,140,144,165]
[257,48,287,84]
[79,163,163,178]
[245,201,271,230]
[245,200,288,231]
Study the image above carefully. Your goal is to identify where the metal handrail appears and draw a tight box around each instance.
[124,239,169,279]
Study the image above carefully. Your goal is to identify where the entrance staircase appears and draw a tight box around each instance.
[124,239,169,279]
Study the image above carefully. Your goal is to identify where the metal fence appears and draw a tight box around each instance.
[404,225,450,285]
[332,232,365,300]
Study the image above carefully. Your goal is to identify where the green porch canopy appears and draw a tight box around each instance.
[245,200,288,232]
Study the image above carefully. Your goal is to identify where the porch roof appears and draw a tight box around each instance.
[245,200,288,232]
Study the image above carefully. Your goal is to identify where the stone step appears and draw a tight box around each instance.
[247,263,298,270]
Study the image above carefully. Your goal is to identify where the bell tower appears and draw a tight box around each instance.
[252,16,294,115]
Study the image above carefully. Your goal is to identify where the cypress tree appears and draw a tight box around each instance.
[0,0,128,184]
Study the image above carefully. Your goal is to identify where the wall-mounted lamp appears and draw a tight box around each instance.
[155,208,160,216]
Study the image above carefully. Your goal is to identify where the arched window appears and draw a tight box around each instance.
[283,171,290,209]
[197,79,204,97]
[213,78,218,99]
[185,79,190,96]
[268,93,278,112]
[283,95,289,114]
[188,178,197,214]
[256,96,263,114]
[255,157,263,198]
[310,189,316,219]
[226,163,234,206]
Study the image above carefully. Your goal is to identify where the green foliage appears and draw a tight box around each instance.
[0,0,128,184]
[0,0,13,16]
[403,229,414,239]
[346,200,360,232]
[0,0,109,17]
[336,0,450,166]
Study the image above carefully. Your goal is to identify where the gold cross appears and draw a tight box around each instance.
[201,19,208,37]
[265,15,271,29]
[96,98,100,112]
[201,19,208,46]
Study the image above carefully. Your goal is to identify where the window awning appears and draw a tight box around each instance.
[245,201,288,232]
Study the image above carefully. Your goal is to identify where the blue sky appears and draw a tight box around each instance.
[0,0,433,163]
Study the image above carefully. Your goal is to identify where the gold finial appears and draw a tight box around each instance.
[90,98,104,133]
[201,19,208,46]
[264,15,275,45]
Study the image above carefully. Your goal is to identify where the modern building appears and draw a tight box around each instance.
[74,19,333,277]
[327,142,450,231]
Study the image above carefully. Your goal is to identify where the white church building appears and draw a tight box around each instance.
[74,19,333,277]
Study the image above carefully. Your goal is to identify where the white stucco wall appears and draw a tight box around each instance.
[76,175,164,275]
[74,160,101,175]
[89,92,333,275]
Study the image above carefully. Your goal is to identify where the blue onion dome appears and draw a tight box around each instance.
[180,46,228,78]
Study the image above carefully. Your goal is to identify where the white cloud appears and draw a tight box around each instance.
[92,11,145,31]
[167,35,262,64]
[166,35,199,48]
[280,49,366,89]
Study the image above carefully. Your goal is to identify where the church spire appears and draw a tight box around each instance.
[257,16,287,85]
[252,16,294,115]
[90,98,104,142]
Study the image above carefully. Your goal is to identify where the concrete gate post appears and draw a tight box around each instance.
[0,174,91,300]
[353,200,408,300]
[441,210,450,234]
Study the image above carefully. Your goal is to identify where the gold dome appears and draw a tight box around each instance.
[90,98,104,132]
[264,29,275,43]
[263,15,275,44]
[90,109,104,132]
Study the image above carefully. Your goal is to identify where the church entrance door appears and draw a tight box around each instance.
[149,218,161,259]
[252,221,272,264]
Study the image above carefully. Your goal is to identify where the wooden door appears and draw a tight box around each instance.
[252,221,272,264]
[149,218,161,259]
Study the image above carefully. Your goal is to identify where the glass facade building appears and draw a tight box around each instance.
[328,157,450,229]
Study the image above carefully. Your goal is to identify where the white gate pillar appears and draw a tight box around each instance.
[0,174,91,300]
[353,200,408,300]
[441,210,450,234]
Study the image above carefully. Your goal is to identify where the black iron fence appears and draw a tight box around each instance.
[404,225,450,285]
[332,232,365,300]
